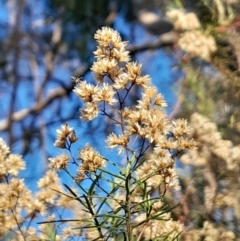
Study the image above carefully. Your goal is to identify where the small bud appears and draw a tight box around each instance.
[68,130,79,143]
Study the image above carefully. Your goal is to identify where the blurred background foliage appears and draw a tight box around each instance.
[46,0,133,60]
[1,0,240,240]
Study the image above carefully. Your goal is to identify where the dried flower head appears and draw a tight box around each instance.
[181,113,240,168]
[178,30,217,61]
[73,80,99,102]
[106,133,129,154]
[0,138,25,177]
[94,27,128,49]
[167,9,201,31]
[36,170,62,206]
[48,153,70,171]
[0,138,10,158]
[54,123,78,148]
[94,83,117,105]
[81,102,99,121]
[79,144,105,173]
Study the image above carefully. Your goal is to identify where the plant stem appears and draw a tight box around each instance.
[125,172,132,241]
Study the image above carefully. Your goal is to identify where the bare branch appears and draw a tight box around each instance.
[0,88,67,131]
[0,65,90,131]
[126,31,178,53]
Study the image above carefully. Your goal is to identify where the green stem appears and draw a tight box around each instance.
[83,194,104,239]
[125,172,132,241]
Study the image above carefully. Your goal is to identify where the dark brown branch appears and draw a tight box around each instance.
[126,31,178,53]
[0,65,90,131]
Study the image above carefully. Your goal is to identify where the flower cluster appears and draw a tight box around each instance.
[72,26,196,239]
[50,122,106,180]
[167,9,201,31]
[0,138,54,238]
[167,9,217,61]
[0,27,197,240]
[73,26,196,175]
[178,31,217,61]
[181,113,240,170]
[184,221,235,241]
[133,212,183,240]
[75,144,105,181]
[0,138,90,240]
[180,113,240,240]
[0,138,25,178]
